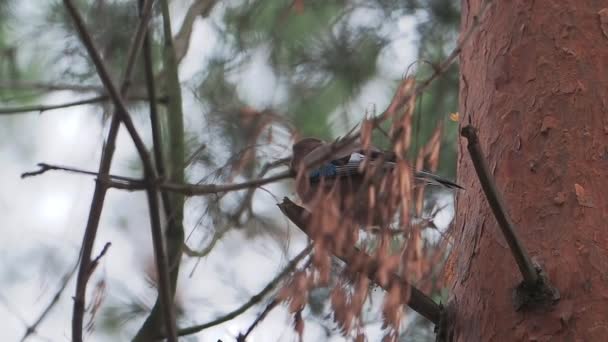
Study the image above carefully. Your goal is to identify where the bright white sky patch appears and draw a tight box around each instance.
[37,192,72,225]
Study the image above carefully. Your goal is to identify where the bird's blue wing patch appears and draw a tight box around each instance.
[309,163,338,180]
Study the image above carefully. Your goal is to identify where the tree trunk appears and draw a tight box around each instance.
[448,0,608,340]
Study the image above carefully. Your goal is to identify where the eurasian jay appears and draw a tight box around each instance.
[291,137,463,226]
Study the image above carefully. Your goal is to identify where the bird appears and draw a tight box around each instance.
[290,137,463,226]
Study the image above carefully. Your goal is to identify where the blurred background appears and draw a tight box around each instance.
[0,0,460,341]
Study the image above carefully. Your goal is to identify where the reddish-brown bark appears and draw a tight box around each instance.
[448,0,608,340]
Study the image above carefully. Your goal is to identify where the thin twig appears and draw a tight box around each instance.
[230,158,291,221]
[108,171,294,196]
[164,171,294,195]
[0,80,105,93]
[182,226,230,258]
[278,198,442,325]
[21,161,292,196]
[21,243,106,342]
[173,245,313,337]
[236,299,280,342]
[88,242,112,276]
[460,125,538,285]
[21,162,143,183]
[0,95,109,115]
[0,94,166,115]
[20,258,80,342]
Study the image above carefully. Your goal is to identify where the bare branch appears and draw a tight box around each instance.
[168,170,293,195]
[0,94,167,115]
[0,80,105,93]
[21,162,143,183]
[21,161,291,197]
[460,125,538,284]
[87,242,112,278]
[106,171,294,196]
[0,96,109,115]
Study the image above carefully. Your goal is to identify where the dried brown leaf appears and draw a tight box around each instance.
[382,285,403,331]
[294,310,304,341]
[361,119,374,150]
[386,77,415,118]
[352,276,370,313]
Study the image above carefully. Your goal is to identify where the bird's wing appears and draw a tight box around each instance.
[300,139,383,168]
[307,150,464,190]
[309,153,395,181]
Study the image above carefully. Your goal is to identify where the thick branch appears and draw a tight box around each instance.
[278,198,441,325]
[460,125,538,285]
[461,125,560,310]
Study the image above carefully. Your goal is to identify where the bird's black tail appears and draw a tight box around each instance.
[414,170,464,190]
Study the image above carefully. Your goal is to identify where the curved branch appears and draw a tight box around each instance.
[278,198,442,325]
[173,245,312,337]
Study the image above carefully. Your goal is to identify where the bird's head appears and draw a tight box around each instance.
[291,137,325,172]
